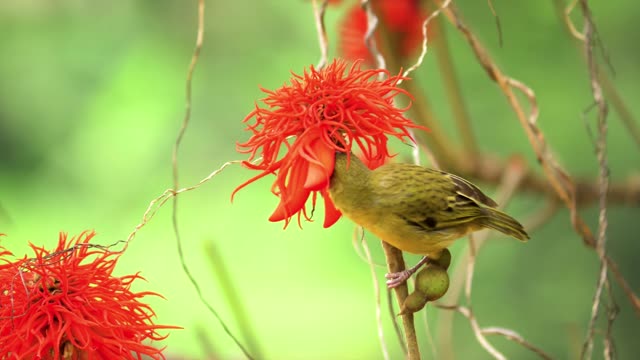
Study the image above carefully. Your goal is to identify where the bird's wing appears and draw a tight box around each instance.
[447,172,498,208]
[372,164,489,232]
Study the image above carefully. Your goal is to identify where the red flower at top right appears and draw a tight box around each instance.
[338,0,434,64]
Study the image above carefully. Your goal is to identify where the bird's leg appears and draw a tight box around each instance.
[385,256,430,289]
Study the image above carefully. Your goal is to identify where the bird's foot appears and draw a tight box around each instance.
[385,256,431,289]
[385,270,414,288]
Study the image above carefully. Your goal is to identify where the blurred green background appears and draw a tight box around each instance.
[1,1,638,359]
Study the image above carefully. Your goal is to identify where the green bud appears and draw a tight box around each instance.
[415,264,450,301]
[432,248,452,270]
[399,290,428,315]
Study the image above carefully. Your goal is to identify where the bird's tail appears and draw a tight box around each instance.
[480,208,529,241]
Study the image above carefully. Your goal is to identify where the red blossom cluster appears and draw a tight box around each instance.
[234,59,426,227]
[337,0,432,63]
[0,231,177,359]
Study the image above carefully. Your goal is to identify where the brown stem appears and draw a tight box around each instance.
[599,68,640,151]
[373,8,462,170]
[438,0,639,318]
[453,152,640,207]
[381,241,421,360]
[432,14,479,160]
[551,0,640,151]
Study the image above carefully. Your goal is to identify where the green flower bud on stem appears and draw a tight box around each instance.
[432,248,452,270]
[415,264,450,301]
[399,290,428,315]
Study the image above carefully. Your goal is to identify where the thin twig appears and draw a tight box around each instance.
[125,159,245,247]
[577,1,613,358]
[401,0,452,80]
[553,0,640,151]
[360,2,420,358]
[312,0,330,69]
[357,227,391,360]
[437,155,528,359]
[438,1,635,355]
[168,1,253,358]
[436,304,506,360]
[483,327,554,360]
[381,242,421,360]
[432,14,479,161]
[603,280,619,360]
[564,0,586,41]
[599,73,640,151]
[486,0,503,47]
[361,0,387,72]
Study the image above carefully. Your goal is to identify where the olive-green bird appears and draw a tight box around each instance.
[328,152,529,288]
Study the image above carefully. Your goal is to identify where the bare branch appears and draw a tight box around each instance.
[401,0,452,80]
[553,0,640,151]
[437,156,530,359]
[361,0,387,71]
[382,242,421,360]
[357,227,391,360]
[564,0,586,41]
[432,15,479,160]
[434,2,636,357]
[483,327,554,360]
[576,1,614,358]
[312,0,330,69]
[125,159,245,247]
[486,0,503,47]
[436,304,506,360]
[168,1,254,358]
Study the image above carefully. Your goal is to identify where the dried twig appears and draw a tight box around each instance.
[486,0,503,47]
[437,0,640,316]
[575,1,614,359]
[402,0,452,80]
[436,304,506,360]
[168,1,253,358]
[357,227,391,360]
[437,155,531,359]
[599,74,640,151]
[432,15,478,161]
[359,2,421,358]
[361,0,387,72]
[552,0,640,150]
[381,242,421,360]
[483,327,554,360]
[125,160,244,247]
[312,0,330,69]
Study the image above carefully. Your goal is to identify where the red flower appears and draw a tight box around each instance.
[339,0,433,64]
[0,231,178,359]
[234,59,426,228]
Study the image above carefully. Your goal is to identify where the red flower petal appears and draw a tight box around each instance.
[303,137,336,190]
[269,159,312,223]
[236,59,427,227]
[0,231,178,359]
[321,188,342,228]
[339,0,434,63]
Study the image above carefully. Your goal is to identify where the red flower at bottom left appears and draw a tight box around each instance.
[0,231,178,359]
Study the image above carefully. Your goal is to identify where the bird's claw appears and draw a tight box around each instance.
[385,270,412,289]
